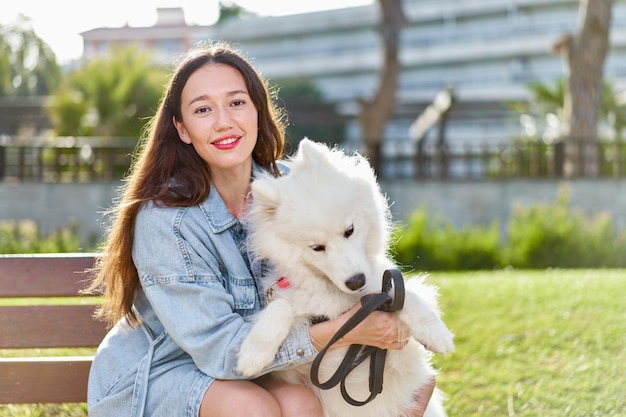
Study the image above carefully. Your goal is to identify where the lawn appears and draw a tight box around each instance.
[429,269,626,417]
[2,269,624,416]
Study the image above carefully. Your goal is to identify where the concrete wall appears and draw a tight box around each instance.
[0,182,122,243]
[1,180,625,245]
[382,179,626,234]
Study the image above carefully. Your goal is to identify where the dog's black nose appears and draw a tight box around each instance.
[345,273,366,291]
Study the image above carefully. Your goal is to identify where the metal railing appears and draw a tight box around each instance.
[1,137,624,182]
[0,137,138,183]
[382,139,625,180]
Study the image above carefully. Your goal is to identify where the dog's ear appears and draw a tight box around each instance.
[250,178,280,216]
[298,138,326,158]
[298,137,316,152]
[295,137,331,171]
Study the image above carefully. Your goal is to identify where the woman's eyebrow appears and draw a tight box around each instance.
[188,90,249,106]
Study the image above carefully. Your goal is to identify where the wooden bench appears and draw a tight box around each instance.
[0,253,108,404]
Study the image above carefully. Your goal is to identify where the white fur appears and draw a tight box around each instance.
[238,138,454,417]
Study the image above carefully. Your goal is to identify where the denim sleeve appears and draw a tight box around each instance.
[132,204,316,379]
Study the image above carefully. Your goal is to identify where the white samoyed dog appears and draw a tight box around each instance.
[237,138,454,417]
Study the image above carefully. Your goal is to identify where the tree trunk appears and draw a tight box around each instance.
[358,0,406,175]
[554,0,612,177]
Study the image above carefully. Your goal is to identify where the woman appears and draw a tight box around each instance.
[87,41,434,417]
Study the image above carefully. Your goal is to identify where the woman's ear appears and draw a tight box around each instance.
[173,116,192,144]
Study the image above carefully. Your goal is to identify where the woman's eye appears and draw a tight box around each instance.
[194,106,211,114]
[344,224,354,238]
[311,245,326,252]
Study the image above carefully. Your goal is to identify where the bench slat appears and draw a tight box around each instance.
[0,254,97,297]
[0,254,107,404]
[0,305,108,349]
[0,357,92,404]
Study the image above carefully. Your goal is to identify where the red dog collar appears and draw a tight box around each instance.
[265,276,290,302]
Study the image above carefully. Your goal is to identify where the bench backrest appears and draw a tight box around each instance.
[0,253,108,404]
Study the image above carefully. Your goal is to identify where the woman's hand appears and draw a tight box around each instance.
[309,301,410,351]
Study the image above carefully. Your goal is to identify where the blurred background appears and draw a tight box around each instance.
[1,4,625,416]
[0,0,624,269]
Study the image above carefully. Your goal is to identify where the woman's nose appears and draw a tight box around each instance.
[214,108,233,129]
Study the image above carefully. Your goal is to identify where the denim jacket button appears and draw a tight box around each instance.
[296,348,305,357]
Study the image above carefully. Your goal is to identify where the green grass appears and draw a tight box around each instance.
[0,404,88,417]
[2,269,624,416]
[0,297,101,306]
[428,269,626,417]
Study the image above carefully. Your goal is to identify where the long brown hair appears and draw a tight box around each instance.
[87,41,286,327]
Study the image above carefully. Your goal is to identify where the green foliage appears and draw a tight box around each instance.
[506,186,626,268]
[47,45,168,137]
[0,15,61,97]
[392,186,626,271]
[216,1,257,23]
[392,205,502,271]
[528,78,565,113]
[512,77,626,141]
[431,269,626,417]
[0,220,92,254]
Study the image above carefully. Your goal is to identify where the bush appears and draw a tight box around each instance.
[392,186,626,271]
[391,205,503,271]
[0,219,89,254]
[505,186,625,268]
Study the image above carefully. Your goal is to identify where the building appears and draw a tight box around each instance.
[80,0,626,176]
[81,7,205,63]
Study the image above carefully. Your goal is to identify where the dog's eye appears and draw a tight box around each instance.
[311,245,326,252]
[344,224,354,238]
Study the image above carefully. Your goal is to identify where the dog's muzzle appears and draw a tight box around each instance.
[344,273,366,291]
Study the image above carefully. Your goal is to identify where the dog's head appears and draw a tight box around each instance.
[246,138,392,294]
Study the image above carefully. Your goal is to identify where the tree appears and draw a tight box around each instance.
[216,1,256,24]
[48,45,168,137]
[274,77,345,154]
[519,78,626,142]
[0,15,61,97]
[358,0,406,174]
[552,0,613,177]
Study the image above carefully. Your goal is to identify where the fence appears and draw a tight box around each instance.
[1,137,624,182]
[383,139,625,180]
[0,137,137,183]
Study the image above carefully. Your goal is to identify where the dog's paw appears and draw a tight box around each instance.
[237,331,278,377]
[237,343,274,377]
[418,320,455,355]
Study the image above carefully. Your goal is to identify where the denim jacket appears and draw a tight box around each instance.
[88,162,316,416]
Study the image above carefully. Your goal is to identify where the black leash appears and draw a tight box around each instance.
[310,269,405,406]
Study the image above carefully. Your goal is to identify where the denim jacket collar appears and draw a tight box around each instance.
[199,187,237,234]
[199,160,269,234]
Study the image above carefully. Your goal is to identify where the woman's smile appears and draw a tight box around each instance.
[213,134,241,149]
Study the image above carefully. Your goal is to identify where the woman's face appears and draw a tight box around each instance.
[173,63,258,174]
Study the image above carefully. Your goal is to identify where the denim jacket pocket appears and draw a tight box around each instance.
[227,275,257,315]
